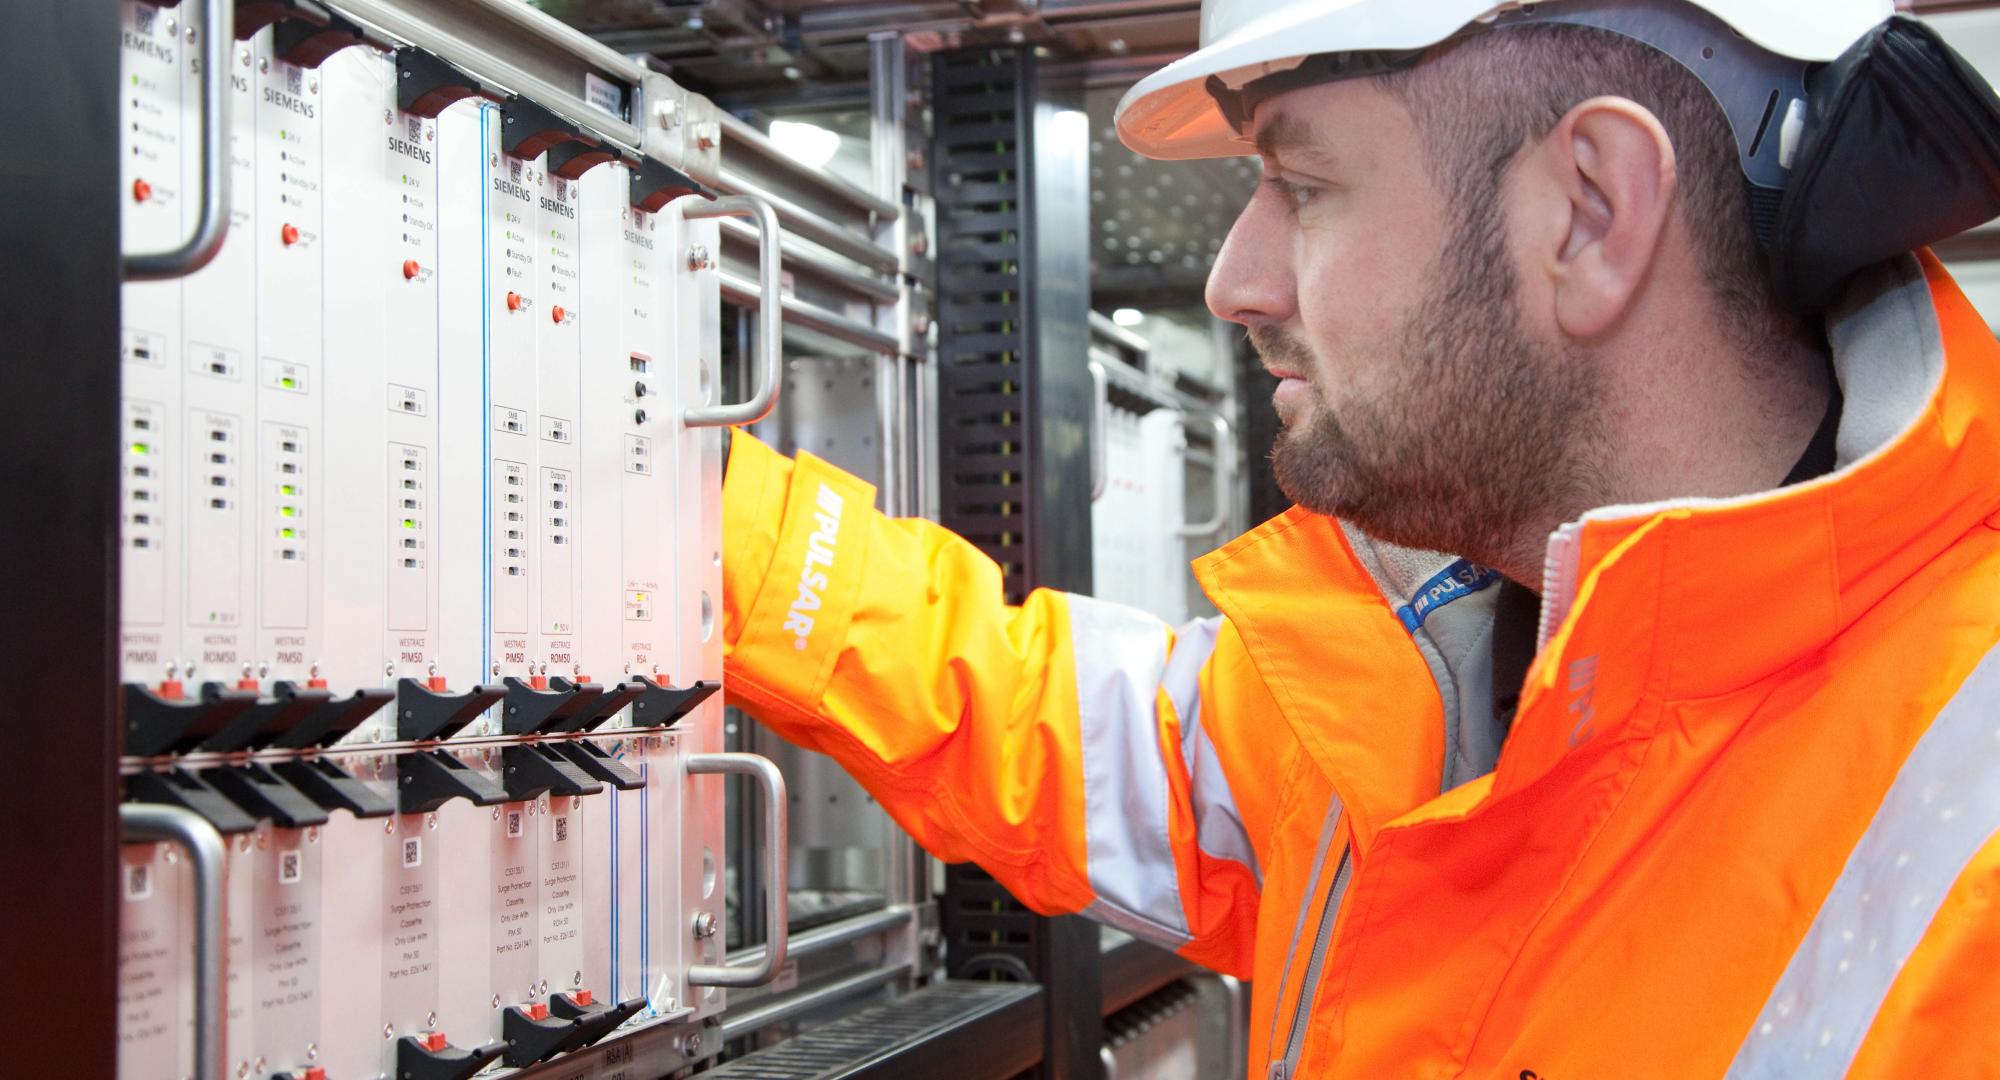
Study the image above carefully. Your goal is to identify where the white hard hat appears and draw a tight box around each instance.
[1115,0,1894,161]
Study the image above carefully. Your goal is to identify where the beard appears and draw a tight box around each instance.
[1262,207,1604,568]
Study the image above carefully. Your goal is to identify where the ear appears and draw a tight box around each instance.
[1539,96,1677,340]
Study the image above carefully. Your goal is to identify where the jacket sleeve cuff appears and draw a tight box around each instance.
[721,429,792,648]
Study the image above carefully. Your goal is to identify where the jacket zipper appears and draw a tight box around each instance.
[1270,847,1353,1080]
[1536,520,1586,650]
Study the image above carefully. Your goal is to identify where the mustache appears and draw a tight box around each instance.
[1248,326,1315,376]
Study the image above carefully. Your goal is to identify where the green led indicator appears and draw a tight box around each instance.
[280,376,297,389]
[280,506,297,518]
[280,527,297,539]
[280,484,297,496]
[402,518,416,529]
[129,442,151,455]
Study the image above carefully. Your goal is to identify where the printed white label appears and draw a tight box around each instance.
[584,73,622,119]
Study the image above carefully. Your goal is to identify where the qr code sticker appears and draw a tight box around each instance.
[278,850,302,885]
[553,816,569,844]
[125,862,153,901]
[507,811,524,839]
[402,837,422,869]
[134,6,156,34]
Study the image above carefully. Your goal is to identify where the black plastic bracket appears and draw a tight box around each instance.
[500,743,604,802]
[548,139,617,181]
[547,677,640,733]
[269,683,393,750]
[500,677,605,737]
[397,750,510,814]
[396,47,483,119]
[550,991,647,1050]
[501,95,593,164]
[500,1004,590,1067]
[125,769,258,835]
[201,762,328,829]
[124,682,258,758]
[199,682,330,754]
[271,756,394,819]
[396,678,503,743]
[628,157,710,214]
[394,1035,504,1080]
[626,677,720,729]
[548,740,645,791]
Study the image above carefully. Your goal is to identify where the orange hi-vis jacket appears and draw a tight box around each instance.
[719,253,2000,1079]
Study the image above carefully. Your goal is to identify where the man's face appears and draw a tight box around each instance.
[1207,78,1602,564]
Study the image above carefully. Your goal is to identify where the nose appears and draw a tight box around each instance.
[1207,188,1296,329]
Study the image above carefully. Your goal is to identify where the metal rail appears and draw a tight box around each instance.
[715,173,902,275]
[719,272,906,357]
[718,218,900,305]
[719,966,910,1040]
[726,904,915,973]
[715,110,900,220]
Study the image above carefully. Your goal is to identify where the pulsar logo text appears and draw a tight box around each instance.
[783,484,845,651]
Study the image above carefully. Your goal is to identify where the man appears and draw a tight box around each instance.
[720,0,2000,1074]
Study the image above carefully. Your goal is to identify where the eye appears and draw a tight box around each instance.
[1265,175,1321,211]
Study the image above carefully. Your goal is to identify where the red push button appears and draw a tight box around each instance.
[419,1031,448,1053]
[402,259,421,280]
[505,291,523,312]
[280,223,300,246]
[571,988,593,1007]
[132,178,153,203]
[550,305,566,324]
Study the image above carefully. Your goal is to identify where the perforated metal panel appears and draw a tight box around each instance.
[705,982,1041,1079]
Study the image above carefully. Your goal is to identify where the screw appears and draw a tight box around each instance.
[164,17,177,36]
[306,826,319,843]
[385,109,394,125]
[426,1011,437,1028]
[574,970,583,986]
[491,994,501,1008]
[306,1043,317,1060]
[239,49,251,67]
[692,910,716,939]
[681,1031,704,1057]
[426,813,438,830]
[259,57,270,74]
[385,661,396,677]
[383,1024,394,1040]
[384,821,395,835]
[256,832,268,850]
[307,79,317,94]
[186,26,197,44]
[656,101,679,129]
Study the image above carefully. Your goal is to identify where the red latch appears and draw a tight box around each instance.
[157,679,185,701]
[571,988,593,1007]
[525,1002,548,1021]
[419,1031,447,1053]
[237,678,260,692]
[307,677,328,690]
[529,674,549,691]
[426,675,450,693]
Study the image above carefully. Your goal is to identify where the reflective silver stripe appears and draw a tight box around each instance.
[1728,642,2000,1079]
[1068,593,1190,949]
[1163,617,1263,884]
[1262,797,1342,1075]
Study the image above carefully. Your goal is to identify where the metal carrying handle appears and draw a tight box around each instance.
[684,195,783,428]
[1176,412,1235,539]
[1088,360,1110,502]
[121,804,226,1080]
[686,752,789,987]
[124,0,232,281]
